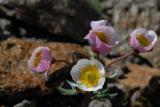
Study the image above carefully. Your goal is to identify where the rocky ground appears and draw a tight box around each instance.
[0,37,159,107]
[0,0,160,107]
[0,37,87,106]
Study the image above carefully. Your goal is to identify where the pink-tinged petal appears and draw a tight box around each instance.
[143,30,157,51]
[95,35,113,55]
[84,30,96,40]
[28,47,52,73]
[84,21,119,55]
[129,35,141,51]
[102,26,119,45]
[129,28,157,52]
[85,29,113,55]
[129,29,144,51]
[84,34,90,39]
[87,31,97,46]
[34,60,51,73]
[148,30,157,45]
[130,28,147,38]
[90,20,107,30]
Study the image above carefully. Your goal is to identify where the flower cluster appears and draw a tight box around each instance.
[69,20,157,92]
[28,20,157,100]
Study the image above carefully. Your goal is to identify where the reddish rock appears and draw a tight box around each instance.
[119,64,160,88]
[0,37,87,103]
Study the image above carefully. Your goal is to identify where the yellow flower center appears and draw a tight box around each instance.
[96,32,109,44]
[79,64,101,88]
[136,33,151,46]
[33,51,42,67]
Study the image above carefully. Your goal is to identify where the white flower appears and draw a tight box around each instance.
[70,59,105,91]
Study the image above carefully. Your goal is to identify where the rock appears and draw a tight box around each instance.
[0,0,40,5]
[102,0,160,34]
[131,90,142,104]
[0,0,100,43]
[131,96,153,107]
[0,37,88,104]
[119,64,160,88]
[130,89,152,107]
[121,75,160,107]
[13,100,36,107]
[143,76,160,107]
[130,76,160,107]
[88,99,112,107]
[107,84,127,107]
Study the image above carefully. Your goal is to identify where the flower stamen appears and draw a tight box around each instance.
[96,32,109,44]
[33,51,42,67]
[80,65,101,87]
[136,33,151,46]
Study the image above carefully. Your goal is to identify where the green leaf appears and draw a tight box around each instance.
[57,83,78,95]
[102,89,108,94]
[108,93,118,99]
[93,88,118,100]
[66,80,78,88]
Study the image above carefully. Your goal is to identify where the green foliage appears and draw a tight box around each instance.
[93,89,118,101]
[88,0,103,14]
[57,82,78,95]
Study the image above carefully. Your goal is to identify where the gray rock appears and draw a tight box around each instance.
[0,0,40,5]
[88,99,112,107]
[138,76,160,107]
[0,0,99,43]
[14,100,36,107]
[131,90,142,103]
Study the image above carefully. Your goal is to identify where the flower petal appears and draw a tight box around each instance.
[70,59,90,82]
[95,35,113,55]
[90,20,107,30]
[90,59,105,74]
[148,30,157,45]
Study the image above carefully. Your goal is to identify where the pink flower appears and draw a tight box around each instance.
[28,47,53,81]
[129,28,157,53]
[84,20,119,55]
